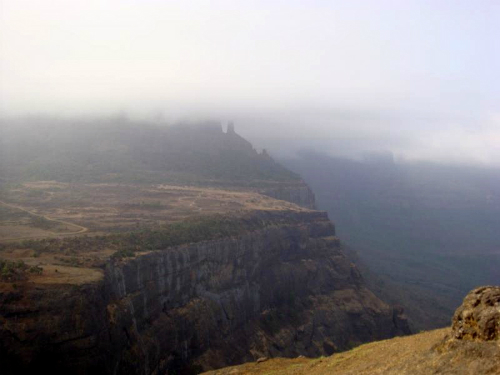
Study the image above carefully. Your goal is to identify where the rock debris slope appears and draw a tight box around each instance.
[204,286,500,375]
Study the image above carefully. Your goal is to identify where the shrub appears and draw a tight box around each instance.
[0,259,42,281]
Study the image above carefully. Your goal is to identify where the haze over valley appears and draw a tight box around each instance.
[1,1,499,374]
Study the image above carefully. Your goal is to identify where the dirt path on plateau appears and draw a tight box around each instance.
[0,199,88,239]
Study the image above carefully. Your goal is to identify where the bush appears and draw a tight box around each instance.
[29,265,43,274]
[0,259,41,281]
[6,212,292,263]
[111,248,136,260]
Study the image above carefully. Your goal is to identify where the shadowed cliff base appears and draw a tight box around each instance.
[203,286,500,375]
[282,153,500,331]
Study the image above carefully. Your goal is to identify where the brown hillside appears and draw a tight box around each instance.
[204,287,500,375]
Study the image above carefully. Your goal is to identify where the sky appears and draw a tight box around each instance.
[1,0,499,165]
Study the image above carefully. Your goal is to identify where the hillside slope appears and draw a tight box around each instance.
[204,286,500,375]
[204,328,499,375]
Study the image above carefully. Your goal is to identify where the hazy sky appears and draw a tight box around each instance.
[1,1,499,165]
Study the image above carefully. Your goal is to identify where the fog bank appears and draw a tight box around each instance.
[1,1,499,166]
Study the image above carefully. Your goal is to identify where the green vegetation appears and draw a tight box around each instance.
[139,201,163,210]
[4,212,294,260]
[111,247,136,260]
[30,216,58,230]
[0,259,42,281]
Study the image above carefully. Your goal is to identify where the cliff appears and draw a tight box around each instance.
[0,121,410,374]
[204,286,500,375]
[259,182,316,209]
[0,210,409,374]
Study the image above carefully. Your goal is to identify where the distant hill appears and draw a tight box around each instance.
[283,152,500,330]
[0,118,299,185]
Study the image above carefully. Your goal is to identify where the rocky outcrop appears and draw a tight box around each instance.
[452,286,500,341]
[203,286,500,375]
[0,211,408,374]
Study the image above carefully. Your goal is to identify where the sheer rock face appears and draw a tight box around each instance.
[452,286,500,341]
[260,184,317,209]
[0,211,409,375]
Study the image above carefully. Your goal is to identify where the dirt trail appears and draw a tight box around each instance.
[0,200,88,238]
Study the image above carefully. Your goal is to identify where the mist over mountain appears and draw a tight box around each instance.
[0,118,298,185]
[282,152,500,329]
[1,1,500,373]
[2,0,500,167]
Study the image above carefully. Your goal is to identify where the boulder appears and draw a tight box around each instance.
[452,286,500,341]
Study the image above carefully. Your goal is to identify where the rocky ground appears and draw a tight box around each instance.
[204,286,500,375]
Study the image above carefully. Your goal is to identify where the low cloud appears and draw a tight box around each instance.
[1,1,499,167]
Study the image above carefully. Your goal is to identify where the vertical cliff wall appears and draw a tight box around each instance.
[0,211,408,374]
[260,183,317,209]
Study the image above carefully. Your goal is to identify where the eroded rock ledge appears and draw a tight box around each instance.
[452,285,500,341]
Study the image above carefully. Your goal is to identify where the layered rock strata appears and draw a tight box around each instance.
[260,183,316,209]
[0,211,409,374]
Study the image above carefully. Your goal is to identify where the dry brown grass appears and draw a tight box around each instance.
[0,181,306,242]
[0,181,308,286]
[203,328,500,375]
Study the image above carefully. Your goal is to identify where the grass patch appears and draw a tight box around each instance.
[0,259,42,281]
[30,216,58,230]
[5,211,302,260]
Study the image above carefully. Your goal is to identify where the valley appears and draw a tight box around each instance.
[283,153,500,330]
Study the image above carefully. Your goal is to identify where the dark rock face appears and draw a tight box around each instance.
[260,183,317,209]
[0,211,409,374]
[452,286,500,341]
